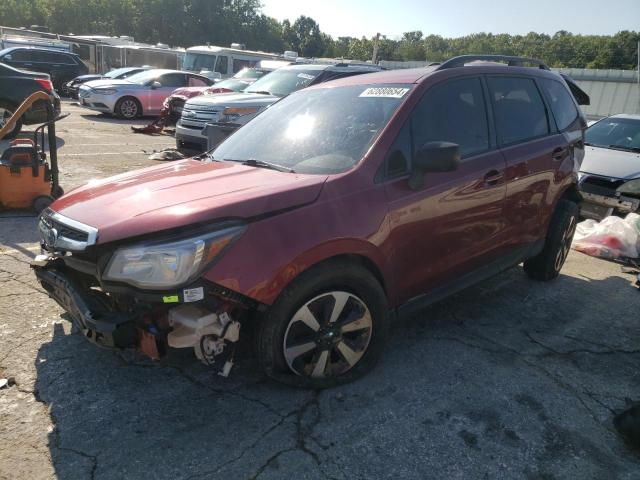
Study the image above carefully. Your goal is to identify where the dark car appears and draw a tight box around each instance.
[33,55,588,388]
[0,62,61,139]
[0,47,88,91]
[577,115,640,219]
[63,66,152,99]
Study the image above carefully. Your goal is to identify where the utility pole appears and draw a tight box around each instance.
[372,33,380,64]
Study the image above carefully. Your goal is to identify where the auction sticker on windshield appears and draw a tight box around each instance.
[360,87,409,98]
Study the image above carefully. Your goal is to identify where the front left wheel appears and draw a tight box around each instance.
[256,260,389,389]
[115,97,141,119]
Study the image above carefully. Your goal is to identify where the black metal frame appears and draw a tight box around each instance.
[436,55,550,71]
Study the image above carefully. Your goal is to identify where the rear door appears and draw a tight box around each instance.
[383,76,508,302]
[486,75,566,249]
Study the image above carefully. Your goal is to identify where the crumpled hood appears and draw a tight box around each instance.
[186,92,279,108]
[50,160,327,245]
[580,146,640,180]
[83,79,137,89]
[169,86,232,101]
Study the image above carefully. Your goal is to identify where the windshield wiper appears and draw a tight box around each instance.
[608,144,640,153]
[247,90,272,95]
[236,158,295,173]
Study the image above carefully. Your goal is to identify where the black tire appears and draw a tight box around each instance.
[0,100,22,140]
[256,260,389,389]
[524,199,579,281]
[33,195,54,213]
[115,97,142,119]
[52,185,64,199]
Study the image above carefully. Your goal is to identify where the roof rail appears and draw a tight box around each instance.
[436,55,550,71]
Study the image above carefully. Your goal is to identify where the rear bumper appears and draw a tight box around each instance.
[22,93,61,125]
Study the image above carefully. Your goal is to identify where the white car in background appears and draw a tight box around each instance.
[579,114,640,219]
[78,69,213,119]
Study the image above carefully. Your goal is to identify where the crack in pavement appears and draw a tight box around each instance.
[525,331,640,357]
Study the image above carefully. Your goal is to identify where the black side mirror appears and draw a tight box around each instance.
[409,141,460,190]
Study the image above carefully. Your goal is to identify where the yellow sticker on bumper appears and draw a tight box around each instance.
[162,295,179,303]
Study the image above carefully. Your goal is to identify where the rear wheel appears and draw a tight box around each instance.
[524,199,579,281]
[115,97,141,119]
[256,260,389,389]
[0,101,22,140]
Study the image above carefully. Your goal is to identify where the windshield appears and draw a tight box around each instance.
[124,70,162,85]
[211,84,411,174]
[585,118,640,152]
[106,68,135,79]
[214,78,253,92]
[234,68,267,80]
[245,69,321,97]
[183,52,216,72]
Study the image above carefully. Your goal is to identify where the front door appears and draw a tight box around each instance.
[383,76,508,304]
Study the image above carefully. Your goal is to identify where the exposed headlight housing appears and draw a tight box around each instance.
[103,225,245,289]
[221,106,259,122]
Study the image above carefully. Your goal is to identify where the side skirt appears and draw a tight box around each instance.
[396,240,544,318]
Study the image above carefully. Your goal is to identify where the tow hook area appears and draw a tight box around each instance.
[167,305,241,377]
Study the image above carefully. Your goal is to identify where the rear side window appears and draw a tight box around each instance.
[188,76,208,87]
[487,76,549,145]
[8,50,31,61]
[412,77,489,158]
[159,73,186,87]
[49,52,76,64]
[539,78,579,131]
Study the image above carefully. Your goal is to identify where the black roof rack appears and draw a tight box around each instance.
[436,55,550,71]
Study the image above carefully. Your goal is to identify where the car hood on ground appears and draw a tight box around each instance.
[185,92,279,108]
[50,159,327,244]
[82,79,138,89]
[580,145,640,180]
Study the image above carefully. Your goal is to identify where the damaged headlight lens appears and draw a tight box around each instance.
[103,225,245,289]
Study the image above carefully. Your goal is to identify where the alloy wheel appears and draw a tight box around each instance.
[283,291,373,378]
[120,99,138,118]
[555,215,577,271]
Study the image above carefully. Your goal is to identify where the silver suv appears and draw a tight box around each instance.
[175,63,381,152]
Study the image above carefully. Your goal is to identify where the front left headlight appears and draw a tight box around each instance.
[103,225,245,289]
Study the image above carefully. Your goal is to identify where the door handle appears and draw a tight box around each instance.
[552,146,568,160]
[484,170,504,185]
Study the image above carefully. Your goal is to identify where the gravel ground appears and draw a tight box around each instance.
[0,100,639,479]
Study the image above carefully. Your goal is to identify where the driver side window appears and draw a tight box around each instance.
[412,77,490,158]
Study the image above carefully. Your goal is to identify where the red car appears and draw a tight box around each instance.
[33,55,588,388]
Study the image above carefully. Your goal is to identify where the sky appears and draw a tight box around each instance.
[261,0,640,39]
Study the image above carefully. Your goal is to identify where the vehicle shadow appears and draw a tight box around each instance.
[35,264,640,479]
[80,113,157,124]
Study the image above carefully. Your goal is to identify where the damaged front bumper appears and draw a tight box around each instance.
[579,192,640,220]
[31,256,243,376]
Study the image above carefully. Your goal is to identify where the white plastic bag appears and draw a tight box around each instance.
[572,213,640,259]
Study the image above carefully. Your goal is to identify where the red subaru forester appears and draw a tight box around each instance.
[33,55,589,388]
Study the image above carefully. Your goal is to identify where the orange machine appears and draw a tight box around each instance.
[0,92,64,212]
